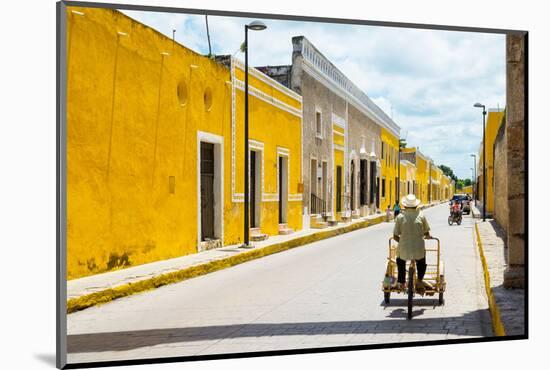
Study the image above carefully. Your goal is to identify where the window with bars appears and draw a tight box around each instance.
[315,111,322,138]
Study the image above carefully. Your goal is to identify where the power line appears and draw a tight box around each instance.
[205,15,212,57]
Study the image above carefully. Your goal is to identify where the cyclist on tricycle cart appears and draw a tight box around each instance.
[382,194,446,319]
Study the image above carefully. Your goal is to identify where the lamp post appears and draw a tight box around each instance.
[397,138,406,202]
[243,20,267,247]
[428,160,432,204]
[470,168,474,198]
[474,103,487,222]
[470,154,477,206]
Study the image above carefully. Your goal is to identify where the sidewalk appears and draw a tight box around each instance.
[475,219,525,336]
[67,201,445,314]
[67,212,385,314]
[471,202,481,219]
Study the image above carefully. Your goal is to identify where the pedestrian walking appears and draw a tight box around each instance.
[393,194,432,294]
[393,201,401,220]
[386,205,392,222]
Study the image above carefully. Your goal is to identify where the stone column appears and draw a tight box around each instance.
[503,33,526,289]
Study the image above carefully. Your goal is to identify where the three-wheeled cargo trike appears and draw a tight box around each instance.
[382,237,446,319]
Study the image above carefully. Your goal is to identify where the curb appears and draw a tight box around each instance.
[474,222,506,336]
[419,200,444,211]
[67,214,386,314]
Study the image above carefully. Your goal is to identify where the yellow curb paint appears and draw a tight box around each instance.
[474,222,506,336]
[68,215,386,314]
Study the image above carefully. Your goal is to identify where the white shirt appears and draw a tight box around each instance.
[393,208,430,260]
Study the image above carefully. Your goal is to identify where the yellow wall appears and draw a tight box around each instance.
[463,185,473,196]
[430,166,444,201]
[441,175,452,200]
[401,147,429,206]
[234,67,301,111]
[231,60,303,237]
[399,160,416,201]
[380,128,399,210]
[333,125,345,147]
[66,7,302,279]
[333,124,345,219]
[397,149,454,205]
[416,154,429,205]
[477,110,505,214]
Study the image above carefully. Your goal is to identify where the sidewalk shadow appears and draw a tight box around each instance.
[386,308,426,319]
[487,219,509,264]
[381,298,440,308]
[67,309,492,354]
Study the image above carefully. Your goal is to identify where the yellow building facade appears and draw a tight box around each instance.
[430,165,444,201]
[231,59,303,238]
[416,154,430,204]
[477,109,505,215]
[332,124,346,220]
[463,185,473,197]
[66,7,302,279]
[441,174,453,200]
[380,128,400,210]
[399,160,417,200]
[400,147,430,205]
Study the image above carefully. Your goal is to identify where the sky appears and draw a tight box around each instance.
[121,9,505,180]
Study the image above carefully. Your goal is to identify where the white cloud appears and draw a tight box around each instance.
[120,8,505,180]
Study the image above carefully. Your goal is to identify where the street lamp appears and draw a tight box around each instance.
[470,168,474,197]
[397,138,406,202]
[470,154,477,206]
[243,20,267,247]
[474,103,487,222]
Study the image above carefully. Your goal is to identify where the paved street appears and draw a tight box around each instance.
[67,204,492,364]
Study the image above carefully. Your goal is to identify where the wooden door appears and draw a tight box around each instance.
[336,166,342,212]
[250,151,256,228]
[200,142,215,240]
[360,159,368,206]
[279,156,283,224]
[376,177,380,209]
[369,161,376,204]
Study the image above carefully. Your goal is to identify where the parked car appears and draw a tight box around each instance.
[450,194,471,214]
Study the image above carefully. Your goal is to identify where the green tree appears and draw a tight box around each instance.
[454,178,472,191]
[438,164,458,182]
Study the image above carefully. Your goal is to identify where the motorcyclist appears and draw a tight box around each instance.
[451,200,461,219]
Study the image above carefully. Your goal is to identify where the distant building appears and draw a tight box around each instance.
[463,185,473,197]
[399,159,417,200]
[476,109,505,216]
[399,147,439,204]
[257,36,400,227]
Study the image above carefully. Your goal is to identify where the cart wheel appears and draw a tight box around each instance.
[407,267,414,319]
[438,292,444,305]
[384,292,390,304]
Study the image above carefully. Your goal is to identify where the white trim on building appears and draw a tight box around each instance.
[196,131,224,250]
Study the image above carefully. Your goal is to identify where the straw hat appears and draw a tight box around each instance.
[401,194,421,208]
